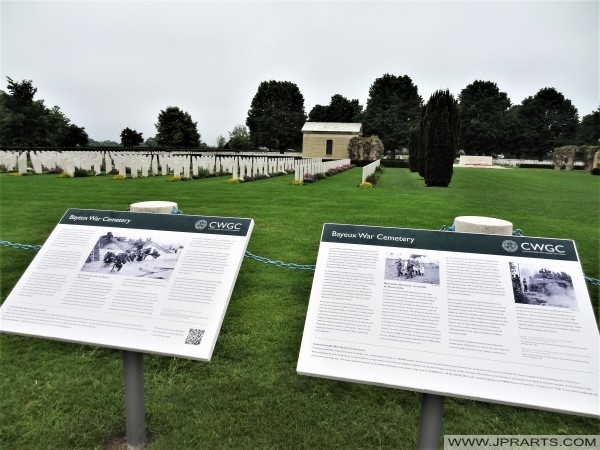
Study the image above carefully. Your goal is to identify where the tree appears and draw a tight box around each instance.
[513,88,579,159]
[155,106,201,148]
[419,90,460,187]
[0,77,54,146]
[246,80,306,150]
[59,124,89,147]
[577,107,600,145]
[227,124,253,151]
[362,74,422,158]
[120,127,144,148]
[308,94,363,123]
[307,104,329,122]
[407,125,420,172]
[0,77,87,147]
[142,136,158,148]
[458,80,511,155]
[216,135,227,149]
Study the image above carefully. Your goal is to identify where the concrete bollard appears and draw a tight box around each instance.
[130,201,179,215]
[454,216,513,235]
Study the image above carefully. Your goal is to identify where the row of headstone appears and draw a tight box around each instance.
[2,150,300,179]
[294,158,352,181]
[362,159,381,182]
[2,150,104,176]
[231,156,296,180]
[0,151,19,171]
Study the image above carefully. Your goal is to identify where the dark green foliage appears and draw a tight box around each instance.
[308,94,363,123]
[458,80,511,155]
[73,168,90,177]
[577,108,600,145]
[59,124,89,147]
[246,80,306,150]
[417,107,427,178]
[420,90,460,187]
[120,127,144,147]
[155,106,201,148]
[407,125,420,172]
[227,125,253,151]
[0,77,88,147]
[512,88,579,160]
[591,168,600,176]
[380,160,409,168]
[362,74,422,158]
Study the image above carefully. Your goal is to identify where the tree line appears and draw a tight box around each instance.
[1,75,598,159]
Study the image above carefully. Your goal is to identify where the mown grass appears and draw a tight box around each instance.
[0,167,598,449]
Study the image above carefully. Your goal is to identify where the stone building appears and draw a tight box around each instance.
[301,122,362,159]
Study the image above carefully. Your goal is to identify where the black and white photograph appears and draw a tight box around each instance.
[509,261,577,309]
[384,253,440,285]
[82,231,183,280]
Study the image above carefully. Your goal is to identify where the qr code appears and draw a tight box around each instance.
[185,328,205,345]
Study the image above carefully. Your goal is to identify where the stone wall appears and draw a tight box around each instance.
[302,133,356,159]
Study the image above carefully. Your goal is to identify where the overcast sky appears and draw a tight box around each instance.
[2,0,598,146]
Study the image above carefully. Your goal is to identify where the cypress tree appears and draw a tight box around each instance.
[421,90,460,187]
[408,124,420,172]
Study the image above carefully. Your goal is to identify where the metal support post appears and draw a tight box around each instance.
[416,393,445,450]
[122,350,146,450]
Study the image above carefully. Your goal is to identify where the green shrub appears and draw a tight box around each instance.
[73,168,89,177]
[381,160,409,169]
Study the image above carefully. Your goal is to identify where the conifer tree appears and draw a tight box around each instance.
[420,90,460,187]
[407,124,420,172]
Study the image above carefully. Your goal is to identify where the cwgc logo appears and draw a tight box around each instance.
[194,219,208,230]
[502,240,519,253]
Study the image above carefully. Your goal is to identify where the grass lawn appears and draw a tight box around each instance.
[0,166,598,449]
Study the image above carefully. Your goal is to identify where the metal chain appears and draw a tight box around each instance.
[0,240,43,251]
[2,236,598,285]
[244,251,316,271]
[584,276,600,287]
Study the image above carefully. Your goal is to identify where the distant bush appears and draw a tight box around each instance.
[192,168,212,179]
[73,168,89,177]
[518,163,554,169]
[381,160,409,169]
[591,168,600,176]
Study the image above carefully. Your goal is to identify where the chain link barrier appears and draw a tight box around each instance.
[0,240,43,251]
[244,251,316,271]
[1,225,598,285]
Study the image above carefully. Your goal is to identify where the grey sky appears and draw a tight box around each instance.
[2,0,598,146]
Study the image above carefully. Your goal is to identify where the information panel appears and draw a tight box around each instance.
[0,208,254,361]
[297,224,599,417]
